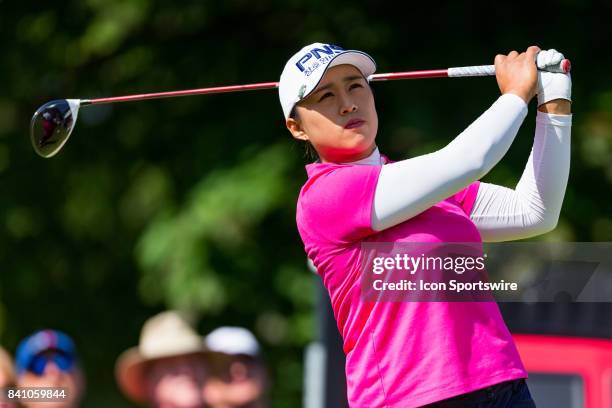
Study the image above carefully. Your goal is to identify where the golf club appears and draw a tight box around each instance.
[30,59,571,158]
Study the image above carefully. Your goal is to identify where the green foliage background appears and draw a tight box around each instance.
[0,0,610,406]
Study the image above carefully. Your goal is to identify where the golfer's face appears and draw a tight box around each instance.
[294,64,378,162]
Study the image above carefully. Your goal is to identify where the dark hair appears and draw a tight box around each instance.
[290,107,318,161]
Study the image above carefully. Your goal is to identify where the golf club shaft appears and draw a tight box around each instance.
[83,60,571,106]
[83,82,281,105]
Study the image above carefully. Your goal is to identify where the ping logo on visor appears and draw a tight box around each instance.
[295,44,345,76]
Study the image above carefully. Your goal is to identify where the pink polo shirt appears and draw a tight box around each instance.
[296,156,527,407]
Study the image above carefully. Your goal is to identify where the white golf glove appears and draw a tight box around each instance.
[536,49,572,107]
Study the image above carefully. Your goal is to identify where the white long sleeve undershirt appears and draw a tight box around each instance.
[371,93,528,231]
[354,94,571,241]
[470,112,571,241]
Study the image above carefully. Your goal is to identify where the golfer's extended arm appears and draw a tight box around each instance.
[469,112,572,241]
[371,93,527,231]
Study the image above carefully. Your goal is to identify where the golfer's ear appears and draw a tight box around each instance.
[286,118,309,141]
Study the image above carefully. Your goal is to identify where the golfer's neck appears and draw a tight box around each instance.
[320,144,378,164]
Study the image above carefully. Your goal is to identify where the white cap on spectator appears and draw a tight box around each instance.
[204,327,260,357]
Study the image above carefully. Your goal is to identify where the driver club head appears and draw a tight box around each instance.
[30,99,80,158]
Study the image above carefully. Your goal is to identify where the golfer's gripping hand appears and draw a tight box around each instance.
[494,46,540,104]
[536,49,572,107]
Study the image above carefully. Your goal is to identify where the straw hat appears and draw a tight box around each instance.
[115,310,207,403]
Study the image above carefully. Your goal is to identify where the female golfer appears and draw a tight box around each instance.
[279,43,571,407]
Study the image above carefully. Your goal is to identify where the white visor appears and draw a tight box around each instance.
[278,42,376,119]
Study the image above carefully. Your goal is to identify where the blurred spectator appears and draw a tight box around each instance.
[0,345,16,408]
[116,310,208,407]
[202,327,268,408]
[0,345,15,387]
[14,330,85,408]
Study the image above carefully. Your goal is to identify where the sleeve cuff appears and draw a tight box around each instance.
[498,93,529,118]
[536,111,573,127]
